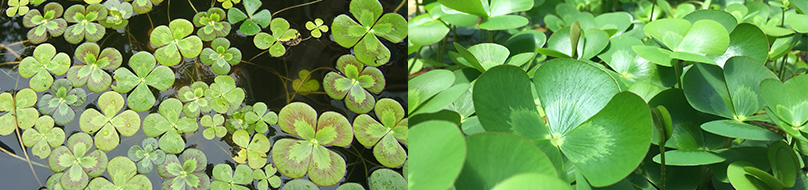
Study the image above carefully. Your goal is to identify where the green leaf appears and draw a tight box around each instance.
[701,120,782,141]
[708,23,769,66]
[644,18,691,50]
[369,169,406,190]
[788,14,808,33]
[466,43,509,71]
[283,179,319,190]
[407,69,454,113]
[652,150,724,166]
[454,132,556,189]
[769,141,799,187]
[491,173,573,190]
[676,19,730,55]
[728,161,779,189]
[683,9,738,32]
[409,121,465,190]
[760,75,808,129]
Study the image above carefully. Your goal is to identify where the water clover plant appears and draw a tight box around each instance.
[112,51,175,112]
[48,133,109,190]
[227,0,270,36]
[211,164,252,190]
[760,75,808,142]
[19,43,70,92]
[250,102,278,134]
[22,115,65,159]
[200,37,242,75]
[63,4,108,44]
[0,88,38,135]
[232,129,270,169]
[22,3,67,44]
[67,42,123,93]
[253,18,299,57]
[157,148,210,190]
[129,0,163,14]
[6,0,29,17]
[272,102,353,186]
[178,81,211,117]
[323,55,385,114]
[79,91,141,151]
[150,18,203,66]
[283,179,318,190]
[437,0,533,30]
[99,0,133,30]
[353,98,408,168]
[217,0,239,9]
[201,114,226,140]
[143,98,198,154]
[88,156,153,189]
[38,79,87,126]
[305,18,328,38]
[634,18,731,65]
[253,164,281,189]
[369,168,407,189]
[292,69,320,95]
[225,106,257,132]
[193,8,230,41]
[206,75,245,113]
[332,0,407,65]
[127,137,166,174]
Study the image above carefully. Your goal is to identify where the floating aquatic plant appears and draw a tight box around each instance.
[332,0,407,66]
[227,0,270,36]
[38,79,86,126]
[232,129,270,169]
[157,148,210,190]
[22,115,65,159]
[6,0,30,17]
[143,98,198,154]
[272,102,353,186]
[150,18,203,66]
[88,156,153,189]
[206,75,245,113]
[0,88,39,135]
[48,133,108,190]
[253,164,281,189]
[201,114,226,140]
[128,0,163,14]
[324,55,385,114]
[211,164,252,190]
[369,168,407,189]
[250,102,277,134]
[178,81,211,118]
[64,4,108,44]
[305,18,328,38]
[225,105,258,132]
[353,98,408,167]
[200,37,242,75]
[100,0,133,30]
[292,69,319,95]
[253,18,300,57]
[19,43,70,92]
[127,137,166,174]
[193,8,231,41]
[112,51,175,112]
[217,0,239,9]
[22,3,67,44]
[79,91,141,151]
[66,42,123,93]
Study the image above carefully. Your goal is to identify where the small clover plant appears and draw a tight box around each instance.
[22,3,67,44]
[227,0,270,35]
[201,114,226,140]
[305,18,328,38]
[437,0,533,30]
[292,69,320,95]
[253,18,300,57]
[67,42,123,93]
[193,8,230,41]
[0,88,39,135]
[64,4,108,44]
[354,98,408,168]
[88,156,153,189]
[369,168,407,189]
[38,79,87,126]
[129,0,163,14]
[760,75,808,142]
[127,137,167,174]
[79,91,141,151]
[157,148,211,190]
[48,133,108,190]
[232,129,270,169]
[112,51,175,112]
[150,18,203,66]
[19,43,70,92]
[253,164,281,189]
[250,102,278,134]
[217,0,239,9]
[283,179,318,190]
[206,75,245,113]
[273,102,354,186]
[324,55,385,114]
[6,0,30,17]
[226,105,258,132]
[143,98,198,154]
[100,0,133,30]
[211,164,252,190]
[178,81,211,117]
[332,0,406,65]
[22,115,65,159]
[200,37,242,75]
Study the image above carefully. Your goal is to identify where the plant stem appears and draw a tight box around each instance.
[187,0,198,14]
[272,0,323,17]
[409,47,423,74]
[673,60,683,89]
[0,146,47,168]
[487,30,494,43]
[393,0,406,13]
[658,128,666,190]
[778,53,788,80]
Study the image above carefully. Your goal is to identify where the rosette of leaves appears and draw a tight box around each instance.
[292,69,319,95]
[272,102,353,186]
[332,0,406,66]
[217,0,239,9]
[760,75,808,142]
[178,81,211,117]
[48,133,109,190]
[112,51,174,112]
[200,37,242,75]
[129,0,163,14]
[157,148,211,190]
[0,88,38,135]
[6,0,30,17]
[253,18,299,57]
[227,0,270,36]
[88,156,152,189]
[634,18,731,65]
[193,8,230,41]
[127,137,166,174]
[226,105,258,132]
[305,18,328,38]
[250,102,277,134]
[201,114,226,140]
[143,98,198,154]
[206,75,245,113]
[67,42,123,93]
[323,55,385,114]
[99,0,133,30]
[79,91,141,151]
[64,4,108,44]
[19,43,70,92]
[211,164,252,190]
[22,115,65,159]
[38,79,86,126]
[150,18,203,66]
[253,164,281,189]
[22,3,67,44]
[232,129,270,169]
[353,98,408,168]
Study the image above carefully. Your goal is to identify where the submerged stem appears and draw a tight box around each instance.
[272,0,323,17]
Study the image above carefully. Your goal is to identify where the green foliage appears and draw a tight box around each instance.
[127,137,166,174]
[48,133,108,190]
[206,75,245,113]
[323,55,385,113]
[22,3,67,44]
[6,0,30,17]
[217,0,239,10]
[305,18,328,38]
[231,129,270,169]
[332,0,406,66]
[112,51,175,112]
[253,18,299,57]
[353,98,408,167]
[19,43,70,92]
[63,4,107,44]
[100,0,133,30]
[211,164,252,190]
[129,0,163,14]
[200,38,242,75]
[22,116,65,159]
[227,0,270,36]
[369,168,406,190]
[201,114,227,140]
[142,98,197,154]
[253,164,281,189]
[292,69,319,95]
[178,81,211,118]
[38,79,86,126]
[67,42,122,93]
[0,88,39,135]
[88,156,152,189]
[79,91,141,151]
[150,18,203,66]
[157,148,210,190]
[193,8,231,41]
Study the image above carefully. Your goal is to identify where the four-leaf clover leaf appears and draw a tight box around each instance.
[130,0,164,14]
[157,148,211,190]
[252,164,281,189]
[67,42,123,93]
[143,98,198,154]
[64,4,108,44]
[250,102,277,134]
[6,0,30,17]
[127,137,167,174]
[22,115,65,159]
[100,0,134,30]
[178,81,211,117]
[22,3,67,44]
[193,8,231,41]
[353,98,408,168]
[112,51,175,112]
[332,0,407,66]
[150,18,203,66]
[232,129,270,169]
[48,132,109,190]
[305,18,328,38]
[226,0,270,35]
[324,55,385,114]
[79,91,141,151]
[253,18,300,57]
[201,114,226,140]
[19,43,70,92]
[200,37,242,75]
[292,69,320,95]
[38,79,87,126]
[217,0,240,9]
[206,75,245,113]
[88,156,153,189]
[211,164,252,190]
[0,88,39,135]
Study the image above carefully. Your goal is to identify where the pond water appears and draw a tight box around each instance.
[0,0,407,189]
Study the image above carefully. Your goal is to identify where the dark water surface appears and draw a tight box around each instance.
[0,0,407,189]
